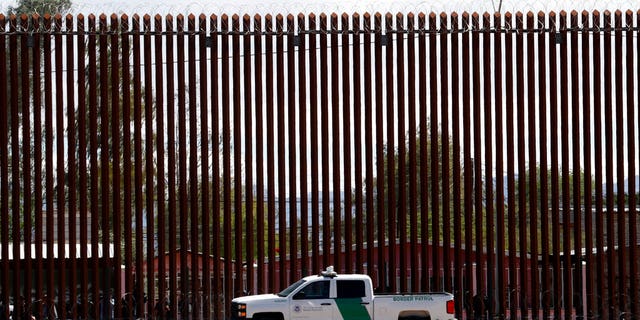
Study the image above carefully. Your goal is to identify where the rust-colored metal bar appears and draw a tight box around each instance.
[287,14,298,282]
[0,14,8,320]
[308,13,321,275]
[276,14,287,290]
[570,11,583,319]
[515,13,528,318]
[110,14,122,319]
[628,10,639,318]
[320,13,332,270]
[220,13,233,314]
[151,11,168,317]
[461,12,473,312]
[363,12,375,286]
[352,13,363,276]
[342,12,353,275]
[561,10,574,317]
[603,11,616,319]
[243,13,253,297]
[537,11,550,319]
[472,13,482,299]
[526,12,538,319]
[31,14,44,311]
[407,13,419,292]
[177,16,189,316]
[253,14,265,295]
[561,11,573,319]
[406,13,418,292]
[232,14,244,298]
[429,12,440,293]
[385,13,396,293]
[505,12,517,319]
[265,14,276,292]
[34,13,44,310]
[209,13,222,319]
[481,13,493,315]
[374,12,386,292]
[493,12,505,319]
[154,13,167,318]
[614,11,627,315]
[396,12,407,293]
[121,14,134,319]
[98,15,112,313]
[450,13,463,317]
[298,13,309,278]
[9,15,20,312]
[440,12,451,295]
[44,13,56,305]
[165,14,178,319]
[199,15,211,315]
[55,14,68,310]
[144,14,157,316]
[20,14,33,311]
[188,14,201,314]
[133,13,146,318]
[591,10,605,318]
[330,13,342,272]
[580,10,594,318]
[548,13,562,318]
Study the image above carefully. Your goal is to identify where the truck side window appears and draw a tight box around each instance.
[336,280,366,298]
[294,280,330,300]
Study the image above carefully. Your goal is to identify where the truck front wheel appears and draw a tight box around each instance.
[252,312,284,320]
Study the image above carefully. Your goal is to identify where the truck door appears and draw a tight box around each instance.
[290,280,334,319]
[335,280,373,320]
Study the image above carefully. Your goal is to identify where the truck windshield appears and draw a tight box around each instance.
[277,279,306,297]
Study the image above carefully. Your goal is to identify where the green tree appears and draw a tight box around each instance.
[363,121,459,242]
[7,0,71,15]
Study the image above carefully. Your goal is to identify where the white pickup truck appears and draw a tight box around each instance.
[230,267,456,320]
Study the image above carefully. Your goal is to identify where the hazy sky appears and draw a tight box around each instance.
[3,0,638,16]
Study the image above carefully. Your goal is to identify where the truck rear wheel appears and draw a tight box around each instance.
[253,312,284,320]
[398,310,430,320]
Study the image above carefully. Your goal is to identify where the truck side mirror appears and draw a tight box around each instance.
[293,292,306,300]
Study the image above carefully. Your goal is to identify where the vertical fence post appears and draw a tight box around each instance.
[208,13,222,319]
[243,13,254,299]
[287,13,298,285]
[494,12,506,318]
[450,11,463,319]
[0,13,8,319]
[603,10,616,319]
[308,12,321,278]
[627,9,639,319]
[342,12,353,277]
[373,11,386,292]
[396,11,407,293]
[154,12,167,320]
[406,12,419,294]
[526,11,538,319]
[253,13,265,297]
[441,12,452,297]
[363,12,376,290]
[298,12,310,280]
[580,10,594,319]
[537,10,550,320]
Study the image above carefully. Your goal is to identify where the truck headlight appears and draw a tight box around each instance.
[237,303,247,318]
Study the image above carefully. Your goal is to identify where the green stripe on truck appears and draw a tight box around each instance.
[334,298,371,320]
